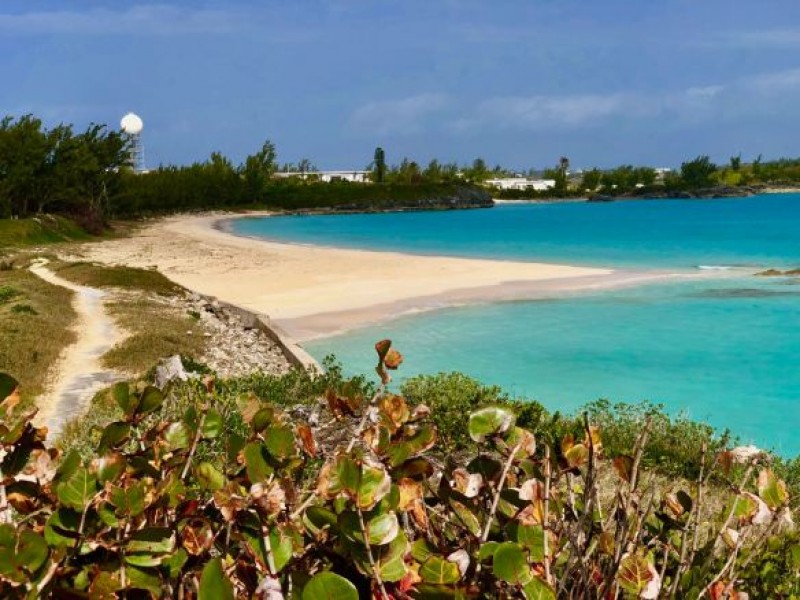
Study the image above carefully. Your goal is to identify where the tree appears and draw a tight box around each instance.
[373,147,386,183]
[240,140,277,200]
[580,168,602,191]
[730,154,742,171]
[680,155,717,189]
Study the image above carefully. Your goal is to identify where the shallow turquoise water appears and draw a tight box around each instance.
[231,195,800,454]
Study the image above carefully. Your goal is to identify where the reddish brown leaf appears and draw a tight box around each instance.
[375,339,392,362]
[384,348,403,370]
[613,455,634,482]
[297,425,317,457]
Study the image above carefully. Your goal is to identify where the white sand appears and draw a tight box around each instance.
[70,212,625,339]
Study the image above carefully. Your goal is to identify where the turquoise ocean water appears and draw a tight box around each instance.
[231,195,800,454]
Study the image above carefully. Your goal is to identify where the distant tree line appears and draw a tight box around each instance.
[0,115,128,230]
[4,113,800,227]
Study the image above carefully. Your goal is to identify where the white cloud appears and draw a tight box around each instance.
[348,93,449,135]
[0,5,244,36]
[744,68,800,94]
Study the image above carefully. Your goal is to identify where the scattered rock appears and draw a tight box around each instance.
[155,355,191,388]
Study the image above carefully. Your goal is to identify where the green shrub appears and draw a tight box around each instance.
[10,303,37,315]
[1,341,796,598]
[0,285,18,304]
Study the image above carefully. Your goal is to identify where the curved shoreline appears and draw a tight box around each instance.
[76,211,716,342]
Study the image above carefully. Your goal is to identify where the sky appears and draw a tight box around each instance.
[3,1,800,171]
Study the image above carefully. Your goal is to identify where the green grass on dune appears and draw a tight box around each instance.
[54,261,182,296]
[0,266,77,407]
[0,215,93,248]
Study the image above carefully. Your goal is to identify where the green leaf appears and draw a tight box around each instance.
[127,527,175,554]
[56,467,97,511]
[113,381,136,416]
[97,422,131,454]
[449,498,482,536]
[270,527,295,573]
[303,505,338,536]
[0,372,18,402]
[492,542,532,585]
[163,548,189,578]
[195,462,225,491]
[522,576,556,600]
[138,386,164,415]
[201,408,223,439]
[199,557,234,600]
[243,442,273,483]
[0,525,50,584]
[44,508,80,547]
[264,425,296,460]
[373,532,409,582]
[478,542,500,562]
[110,482,146,517]
[95,453,126,484]
[356,459,392,510]
[127,565,163,596]
[339,510,399,546]
[412,538,437,563]
[164,422,191,450]
[757,468,789,509]
[468,405,516,443]
[617,553,653,595]
[510,524,546,561]
[302,571,359,600]
[420,556,462,584]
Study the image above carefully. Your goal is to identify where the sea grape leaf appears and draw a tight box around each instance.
[264,425,296,460]
[112,382,136,416]
[564,443,589,469]
[97,422,131,454]
[757,468,789,509]
[468,406,516,443]
[617,553,653,595]
[0,372,19,403]
[201,408,223,439]
[56,467,97,511]
[138,386,164,415]
[302,571,359,600]
[420,556,462,584]
[195,462,225,491]
[109,482,146,517]
[613,455,634,482]
[164,422,192,451]
[94,453,126,484]
[243,442,273,483]
[339,510,399,546]
[493,542,533,585]
[0,525,50,584]
[199,557,234,600]
[523,576,557,600]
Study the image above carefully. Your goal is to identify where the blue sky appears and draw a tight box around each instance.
[3,1,800,170]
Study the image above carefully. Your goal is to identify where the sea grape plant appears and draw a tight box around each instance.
[0,341,796,598]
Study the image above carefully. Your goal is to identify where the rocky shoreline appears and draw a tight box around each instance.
[156,291,295,378]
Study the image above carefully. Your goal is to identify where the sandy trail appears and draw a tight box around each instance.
[29,260,124,438]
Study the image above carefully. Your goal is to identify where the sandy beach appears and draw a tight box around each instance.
[74,212,683,340]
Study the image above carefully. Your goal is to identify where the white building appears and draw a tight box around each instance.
[273,170,370,183]
[485,177,556,191]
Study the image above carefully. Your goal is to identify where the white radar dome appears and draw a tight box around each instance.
[120,112,144,135]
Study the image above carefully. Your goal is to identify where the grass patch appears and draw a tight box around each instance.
[0,215,94,248]
[101,295,206,375]
[0,285,19,304]
[0,267,76,407]
[55,262,182,296]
